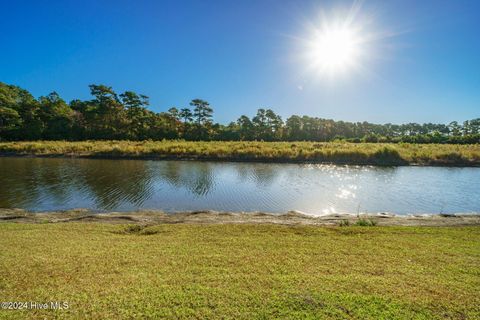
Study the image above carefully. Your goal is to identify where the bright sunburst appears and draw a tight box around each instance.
[294,2,380,79]
[302,15,367,77]
[309,26,360,73]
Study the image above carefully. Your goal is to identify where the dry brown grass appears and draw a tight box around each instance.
[1,140,479,166]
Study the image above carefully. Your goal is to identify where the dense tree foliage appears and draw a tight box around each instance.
[0,82,479,143]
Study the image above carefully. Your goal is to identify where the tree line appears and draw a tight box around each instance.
[1,82,479,143]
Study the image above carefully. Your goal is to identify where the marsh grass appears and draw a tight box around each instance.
[0,223,478,319]
[0,140,479,166]
[339,218,377,227]
[355,218,378,226]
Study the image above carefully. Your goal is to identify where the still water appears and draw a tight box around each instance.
[0,157,479,215]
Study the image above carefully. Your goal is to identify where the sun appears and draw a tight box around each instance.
[305,24,362,75]
[294,3,378,79]
[292,2,400,82]
[311,27,359,72]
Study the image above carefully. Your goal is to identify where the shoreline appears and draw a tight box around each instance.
[1,208,479,227]
[1,140,479,167]
[2,152,480,167]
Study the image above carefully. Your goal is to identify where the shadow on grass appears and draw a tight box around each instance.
[370,147,408,166]
[114,224,162,236]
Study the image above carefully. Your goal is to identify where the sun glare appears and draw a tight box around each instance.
[302,19,366,78]
[294,2,381,80]
[310,27,359,73]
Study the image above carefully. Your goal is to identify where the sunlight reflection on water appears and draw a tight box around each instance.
[0,158,479,215]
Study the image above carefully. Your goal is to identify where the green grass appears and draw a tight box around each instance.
[355,218,378,226]
[0,223,479,319]
[0,140,479,166]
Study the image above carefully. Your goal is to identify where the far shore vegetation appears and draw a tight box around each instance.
[1,140,479,166]
[1,82,478,166]
[1,223,478,319]
[1,82,479,144]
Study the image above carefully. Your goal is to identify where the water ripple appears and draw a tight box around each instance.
[1,158,479,214]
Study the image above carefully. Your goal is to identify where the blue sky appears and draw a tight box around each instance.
[1,0,479,124]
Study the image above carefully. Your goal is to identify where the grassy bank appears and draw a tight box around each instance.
[0,223,479,319]
[0,140,479,166]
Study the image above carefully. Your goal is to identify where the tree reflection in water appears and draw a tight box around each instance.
[1,158,479,214]
[157,161,215,196]
[0,158,155,210]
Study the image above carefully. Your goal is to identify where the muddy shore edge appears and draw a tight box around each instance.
[2,153,480,167]
[1,208,479,227]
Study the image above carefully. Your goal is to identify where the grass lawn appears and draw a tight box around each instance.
[0,223,479,319]
[1,140,479,166]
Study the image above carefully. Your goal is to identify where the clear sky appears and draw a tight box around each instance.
[1,0,479,124]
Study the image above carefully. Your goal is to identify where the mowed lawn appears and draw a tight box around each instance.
[0,223,479,319]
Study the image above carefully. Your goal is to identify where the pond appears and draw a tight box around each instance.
[0,157,479,215]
